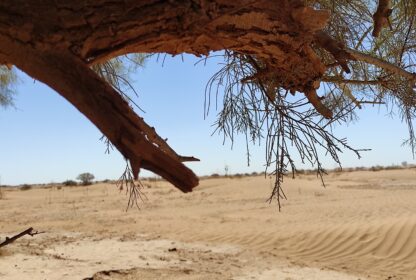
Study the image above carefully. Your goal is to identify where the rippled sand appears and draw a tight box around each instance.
[1,169,416,279]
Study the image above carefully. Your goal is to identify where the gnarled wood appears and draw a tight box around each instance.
[0,0,330,93]
[0,34,198,192]
[314,31,355,74]
[373,0,392,37]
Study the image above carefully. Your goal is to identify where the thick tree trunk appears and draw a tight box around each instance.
[0,0,331,191]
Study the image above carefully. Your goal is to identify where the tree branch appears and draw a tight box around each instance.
[0,228,43,248]
[0,0,330,95]
[346,48,416,84]
[321,76,384,85]
[304,88,333,119]
[315,31,355,73]
[0,34,199,192]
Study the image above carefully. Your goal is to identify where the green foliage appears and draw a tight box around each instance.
[205,1,416,207]
[0,66,17,108]
[76,173,95,186]
[314,0,416,148]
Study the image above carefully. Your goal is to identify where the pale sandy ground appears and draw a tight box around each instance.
[1,169,416,279]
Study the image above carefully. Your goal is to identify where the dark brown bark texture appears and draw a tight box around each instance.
[373,0,392,37]
[0,0,334,192]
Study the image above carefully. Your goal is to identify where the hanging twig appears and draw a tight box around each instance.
[206,52,368,210]
[116,161,148,211]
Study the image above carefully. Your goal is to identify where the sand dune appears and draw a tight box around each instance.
[1,169,416,279]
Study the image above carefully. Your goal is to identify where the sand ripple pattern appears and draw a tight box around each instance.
[192,218,416,278]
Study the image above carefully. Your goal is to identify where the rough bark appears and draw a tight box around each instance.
[0,0,330,92]
[372,0,392,37]
[0,0,333,191]
[0,34,198,192]
[314,31,355,73]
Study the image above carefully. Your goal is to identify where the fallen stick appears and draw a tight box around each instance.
[0,227,43,248]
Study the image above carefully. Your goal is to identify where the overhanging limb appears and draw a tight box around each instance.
[0,36,198,192]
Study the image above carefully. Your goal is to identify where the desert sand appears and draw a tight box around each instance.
[1,168,416,279]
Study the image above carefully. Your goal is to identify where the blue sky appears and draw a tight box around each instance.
[0,54,414,185]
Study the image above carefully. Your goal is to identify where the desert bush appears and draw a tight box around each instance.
[296,169,306,175]
[77,172,95,186]
[20,184,32,191]
[370,165,383,172]
[232,173,243,179]
[62,180,78,186]
[385,165,401,170]
[210,173,220,178]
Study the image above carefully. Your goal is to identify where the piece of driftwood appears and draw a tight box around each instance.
[0,227,43,248]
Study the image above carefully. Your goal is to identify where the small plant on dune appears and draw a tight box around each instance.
[76,173,95,186]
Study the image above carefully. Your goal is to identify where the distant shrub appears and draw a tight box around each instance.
[354,166,366,171]
[20,184,32,191]
[77,172,95,186]
[296,169,306,175]
[370,165,383,172]
[210,173,220,178]
[385,165,401,170]
[101,179,111,183]
[62,180,78,186]
[0,187,4,199]
[251,171,259,176]
[232,173,243,179]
